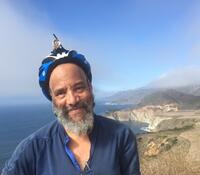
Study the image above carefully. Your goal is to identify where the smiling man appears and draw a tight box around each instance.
[1,36,141,175]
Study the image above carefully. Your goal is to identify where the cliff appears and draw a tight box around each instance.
[106,104,200,174]
[106,104,200,132]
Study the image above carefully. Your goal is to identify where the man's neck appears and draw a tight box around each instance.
[67,131,90,144]
[66,131,91,170]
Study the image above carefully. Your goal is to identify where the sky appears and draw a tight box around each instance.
[1,0,200,101]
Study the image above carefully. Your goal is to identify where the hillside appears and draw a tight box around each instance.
[105,85,200,110]
[176,84,200,96]
[138,89,200,109]
[106,104,200,175]
[137,125,200,175]
[104,88,156,104]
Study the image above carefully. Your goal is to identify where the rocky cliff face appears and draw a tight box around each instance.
[137,125,200,175]
[106,104,200,175]
[107,103,200,132]
[130,104,178,131]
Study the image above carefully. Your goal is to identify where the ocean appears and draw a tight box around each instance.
[0,102,148,170]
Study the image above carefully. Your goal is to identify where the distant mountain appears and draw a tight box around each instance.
[176,84,200,96]
[138,89,200,109]
[104,88,157,105]
[104,84,200,109]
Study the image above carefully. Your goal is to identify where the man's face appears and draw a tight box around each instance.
[49,63,94,135]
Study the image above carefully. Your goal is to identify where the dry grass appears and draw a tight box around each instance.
[140,148,194,175]
[137,131,200,175]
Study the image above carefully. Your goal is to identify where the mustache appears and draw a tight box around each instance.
[65,102,88,112]
[62,101,90,113]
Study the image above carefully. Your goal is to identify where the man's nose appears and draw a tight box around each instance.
[66,91,79,106]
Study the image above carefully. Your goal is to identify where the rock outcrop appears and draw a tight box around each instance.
[130,104,177,131]
[106,104,200,174]
[137,125,200,175]
[106,103,200,174]
[107,104,200,132]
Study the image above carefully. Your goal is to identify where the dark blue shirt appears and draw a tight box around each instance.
[1,115,141,175]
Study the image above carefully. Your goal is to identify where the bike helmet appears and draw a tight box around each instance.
[39,34,92,101]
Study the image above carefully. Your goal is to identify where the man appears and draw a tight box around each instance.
[1,36,141,175]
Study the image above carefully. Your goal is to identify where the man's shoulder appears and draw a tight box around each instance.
[93,115,137,147]
[32,119,61,140]
[12,120,61,157]
[13,119,60,153]
[94,115,131,133]
[1,120,61,173]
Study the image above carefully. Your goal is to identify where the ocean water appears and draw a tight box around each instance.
[0,103,148,170]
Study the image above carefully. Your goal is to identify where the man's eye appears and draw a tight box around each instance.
[55,91,65,97]
[75,86,85,92]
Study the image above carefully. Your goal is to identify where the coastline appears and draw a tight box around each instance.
[106,105,200,132]
[106,104,200,175]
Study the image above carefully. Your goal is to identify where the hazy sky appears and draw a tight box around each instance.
[1,0,200,100]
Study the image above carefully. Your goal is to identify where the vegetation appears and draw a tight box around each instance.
[137,128,200,175]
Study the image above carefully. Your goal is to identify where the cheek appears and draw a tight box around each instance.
[78,89,93,103]
[84,91,94,104]
[52,98,66,109]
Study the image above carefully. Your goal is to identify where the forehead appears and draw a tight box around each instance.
[49,63,87,89]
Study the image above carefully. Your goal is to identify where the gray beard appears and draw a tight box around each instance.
[53,103,94,136]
